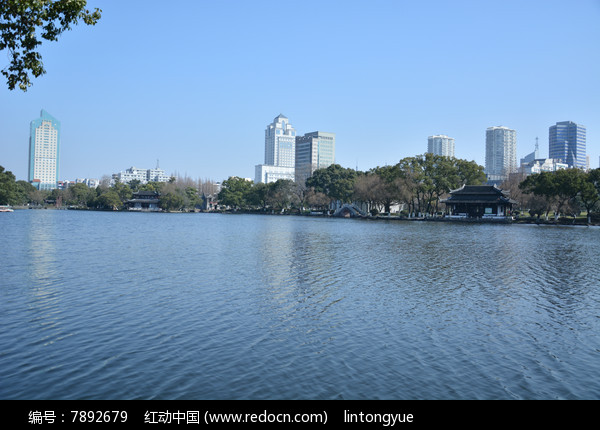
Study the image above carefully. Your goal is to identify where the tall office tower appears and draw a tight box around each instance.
[485,126,517,184]
[549,121,586,169]
[427,135,455,157]
[264,114,296,167]
[255,114,297,183]
[295,131,335,184]
[29,109,60,190]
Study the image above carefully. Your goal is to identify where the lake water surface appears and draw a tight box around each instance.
[1,210,599,399]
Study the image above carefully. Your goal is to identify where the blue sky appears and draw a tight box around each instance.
[1,0,599,182]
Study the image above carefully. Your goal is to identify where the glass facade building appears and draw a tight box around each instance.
[548,121,586,169]
[295,131,335,184]
[29,110,60,190]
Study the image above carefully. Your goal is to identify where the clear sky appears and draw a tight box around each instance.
[1,0,599,182]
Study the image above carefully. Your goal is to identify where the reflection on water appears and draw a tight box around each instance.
[1,211,599,399]
[23,212,67,351]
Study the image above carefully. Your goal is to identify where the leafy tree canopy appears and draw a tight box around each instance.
[218,176,254,209]
[306,164,359,203]
[0,165,18,204]
[0,0,101,91]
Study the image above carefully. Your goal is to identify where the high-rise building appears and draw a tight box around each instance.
[427,135,455,157]
[265,114,296,168]
[485,126,517,184]
[295,131,335,184]
[29,109,60,190]
[255,114,296,183]
[549,121,586,169]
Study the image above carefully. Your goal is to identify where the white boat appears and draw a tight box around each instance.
[0,205,14,212]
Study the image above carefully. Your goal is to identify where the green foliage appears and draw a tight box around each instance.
[182,186,200,208]
[159,191,185,212]
[112,181,133,202]
[265,179,299,210]
[64,182,95,207]
[396,154,486,214]
[96,189,121,210]
[139,181,164,193]
[15,180,36,203]
[128,179,142,192]
[306,164,359,203]
[218,176,254,209]
[0,165,19,205]
[519,168,600,220]
[0,0,101,91]
[0,166,39,205]
[246,182,269,209]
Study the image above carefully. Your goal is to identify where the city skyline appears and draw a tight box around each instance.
[12,109,596,186]
[1,1,599,182]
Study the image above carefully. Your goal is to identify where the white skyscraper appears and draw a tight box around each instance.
[28,110,60,190]
[485,126,517,184]
[427,135,455,157]
[255,114,296,183]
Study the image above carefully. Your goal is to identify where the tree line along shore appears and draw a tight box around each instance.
[2,154,600,225]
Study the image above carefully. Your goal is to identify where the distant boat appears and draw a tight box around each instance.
[0,205,14,212]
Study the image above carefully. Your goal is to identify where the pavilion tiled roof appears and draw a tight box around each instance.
[441,185,517,204]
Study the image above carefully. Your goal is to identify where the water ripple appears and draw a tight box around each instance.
[1,212,600,399]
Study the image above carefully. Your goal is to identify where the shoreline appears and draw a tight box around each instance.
[9,206,600,226]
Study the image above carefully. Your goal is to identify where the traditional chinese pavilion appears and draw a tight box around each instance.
[441,185,517,219]
[127,191,161,212]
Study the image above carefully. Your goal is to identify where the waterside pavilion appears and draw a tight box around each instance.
[127,191,161,212]
[441,185,517,219]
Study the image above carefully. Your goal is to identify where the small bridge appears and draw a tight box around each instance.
[333,204,368,218]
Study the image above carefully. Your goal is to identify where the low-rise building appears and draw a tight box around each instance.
[113,166,170,185]
[127,191,161,211]
[254,164,295,184]
[441,185,516,219]
[76,178,100,188]
[520,158,568,175]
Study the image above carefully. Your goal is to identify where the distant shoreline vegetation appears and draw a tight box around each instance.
[11,205,600,227]
[1,154,599,225]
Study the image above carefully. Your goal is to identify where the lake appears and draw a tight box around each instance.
[1,210,599,399]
